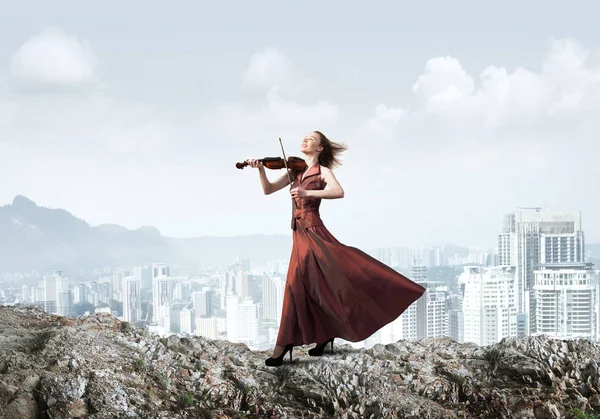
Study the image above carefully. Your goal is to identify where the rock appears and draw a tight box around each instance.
[1,375,40,419]
[590,394,600,408]
[3,306,600,418]
[0,380,19,402]
[40,373,87,409]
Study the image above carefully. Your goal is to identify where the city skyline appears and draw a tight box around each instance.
[1,1,600,250]
[2,204,599,352]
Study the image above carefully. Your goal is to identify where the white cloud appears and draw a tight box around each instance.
[242,48,298,88]
[412,56,475,107]
[192,86,338,149]
[2,37,338,158]
[195,49,339,146]
[91,100,174,153]
[241,47,319,99]
[363,104,407,141]
[362,38,600,149]
[265,86,338,126]
[0,92,176,156]
[9,27,99,88]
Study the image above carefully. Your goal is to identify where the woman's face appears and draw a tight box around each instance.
[301,132,323,155]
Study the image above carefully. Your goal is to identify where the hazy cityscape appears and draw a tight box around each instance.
[2,206,597,351]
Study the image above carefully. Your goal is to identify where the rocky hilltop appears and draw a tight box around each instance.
[1,306,600,418]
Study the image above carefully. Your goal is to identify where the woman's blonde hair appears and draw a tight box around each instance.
[315,130,347,169]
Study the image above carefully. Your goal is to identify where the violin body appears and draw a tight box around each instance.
[236,156,307,172]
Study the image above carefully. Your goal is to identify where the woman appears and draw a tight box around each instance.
[244,131,425,367]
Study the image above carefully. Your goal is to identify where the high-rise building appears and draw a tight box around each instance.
[226,294,239,342]
[20,285,31,304]
[459,265,517,346]
[195,317,218,339]
[112,271,124,302]
[33,286,45,306]
[122,275,142,323]
[419,284,449,339]
[55,274,71,316]
[236,296,260,348]
[398,264,428,340]
[225,294,261,348]
[498,210,585,335]
[247,274,263,305]
[530,262,597,341]
[233,271,249,299]
[173,281,191,301]
[38,274,58,314]
[217,272,228,309]
[152,263,171,332]
[73,283,88,305]
[262,274,285,322]
[192,288,213,318]
[34,271,69,315]
[179,307,194,335]
[448,308,464,343]
[411,265,449,339]
[133,266,152,290]
[153,263,169,278]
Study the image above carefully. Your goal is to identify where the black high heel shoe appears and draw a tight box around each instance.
[308,338,334,356]
[265,343,294,367]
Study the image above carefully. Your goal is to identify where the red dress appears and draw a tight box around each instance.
[275,163,426,346]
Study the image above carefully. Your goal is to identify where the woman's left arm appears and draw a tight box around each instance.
[307,167,344,199]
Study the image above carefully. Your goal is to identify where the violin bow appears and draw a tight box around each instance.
[279,137,299,208]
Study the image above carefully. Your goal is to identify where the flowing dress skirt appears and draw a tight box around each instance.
[275,224,426,346]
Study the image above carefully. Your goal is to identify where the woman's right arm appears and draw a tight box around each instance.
[246,159,292,195]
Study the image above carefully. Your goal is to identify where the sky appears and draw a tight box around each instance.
[1,0,599,250]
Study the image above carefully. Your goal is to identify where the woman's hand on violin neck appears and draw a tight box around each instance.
[290,186,309,198]
[245,158,264,169]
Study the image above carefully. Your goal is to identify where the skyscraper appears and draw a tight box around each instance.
[412,265,449,339]
[55,274,71,317]
[531,262,597,340]
[459,265,517,346]
[498,210,584,335]
[262,273,285,322]
[152,263,171,331]
[123,275,142,323]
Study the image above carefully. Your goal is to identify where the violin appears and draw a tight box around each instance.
[240,138,302,209]
[236,156,307,171]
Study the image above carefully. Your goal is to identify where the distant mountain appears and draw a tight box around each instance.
[96,224,130,234]
[0,195,292,272]
[8,195,595,274]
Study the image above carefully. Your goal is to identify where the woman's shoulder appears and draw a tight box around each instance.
[319,165,333,175]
